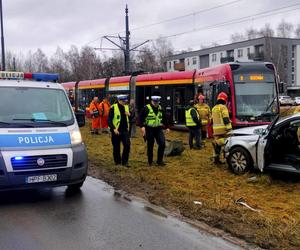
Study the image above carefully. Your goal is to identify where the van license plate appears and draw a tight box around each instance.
[26,174,57,183]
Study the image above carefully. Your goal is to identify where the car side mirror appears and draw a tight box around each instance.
[290,120,300,127]
[75,110,85,127]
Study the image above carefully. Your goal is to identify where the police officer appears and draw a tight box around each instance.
[211,92,232,164]
[108,95,131,167]
[139,96,170,167]
[185,100,202,149]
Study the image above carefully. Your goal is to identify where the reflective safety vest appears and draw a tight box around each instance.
[195,103,211,125]
[145,104,163,127]
[112,103,129,129]
[212,104,232,136]
[185,107,199,126]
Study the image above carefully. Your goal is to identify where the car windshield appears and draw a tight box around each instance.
[0,87,74,128]
[233,73,277,117]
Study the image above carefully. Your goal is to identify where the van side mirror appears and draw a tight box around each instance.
[75,110,85,127]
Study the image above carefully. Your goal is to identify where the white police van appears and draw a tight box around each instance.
[0,71,88,190]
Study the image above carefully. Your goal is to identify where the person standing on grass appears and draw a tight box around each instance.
[211,92,232,164]
[108,95,131,167]
[185,100,202,149]
[99,97,111,133]
[139,96,170,167]
[194,94,211,143]
[89,96,101,135]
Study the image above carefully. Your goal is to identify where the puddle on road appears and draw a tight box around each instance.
[89,177,249,250]
[144,205,168,218]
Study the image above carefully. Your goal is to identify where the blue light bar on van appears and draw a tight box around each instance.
[0,71,59,82]
[32,73,59,82]
[14,156,23,160]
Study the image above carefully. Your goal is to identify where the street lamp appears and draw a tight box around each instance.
[0,0,5,71]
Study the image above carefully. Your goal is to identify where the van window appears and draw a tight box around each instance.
[0,87,74,127]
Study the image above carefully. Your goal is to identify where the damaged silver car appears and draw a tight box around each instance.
[224,113,300,174]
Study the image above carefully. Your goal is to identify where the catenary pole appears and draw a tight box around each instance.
[0,0,5,71]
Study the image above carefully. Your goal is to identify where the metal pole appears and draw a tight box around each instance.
[0,0,5,71]
[125,5,130,75]
[13,57,16,71]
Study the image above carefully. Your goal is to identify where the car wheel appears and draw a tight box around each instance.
[228,147,252,174]
[67,181,84,190]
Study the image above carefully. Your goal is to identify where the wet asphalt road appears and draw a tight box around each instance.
[0,177,242,250]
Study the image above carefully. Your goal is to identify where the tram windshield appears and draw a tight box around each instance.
[233,73,277,119]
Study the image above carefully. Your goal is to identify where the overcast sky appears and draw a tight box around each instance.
[3,0,300,57]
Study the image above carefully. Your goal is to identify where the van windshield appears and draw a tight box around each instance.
[0,87,74,128]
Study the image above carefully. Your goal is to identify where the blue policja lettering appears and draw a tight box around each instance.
[18,136,55,144]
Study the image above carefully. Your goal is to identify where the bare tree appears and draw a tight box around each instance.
[277,19,294,38]
[66,45,82,81]
[259,23,274,37]
[5,51,21,71]
[246,27,260,40]
[135,46,157,72]
[79,46,102,80]
[230,32,246,42]
[101,51,124,77]
[23,50,34,72]
[49,47,72,82]
[152,38,174,71]
[32,49,49,72]
[295,24,300,38]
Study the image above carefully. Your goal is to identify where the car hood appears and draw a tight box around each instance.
[228,125,268,136]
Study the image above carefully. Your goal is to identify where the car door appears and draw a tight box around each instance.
[256,115,280,171]
[256,135,267,171]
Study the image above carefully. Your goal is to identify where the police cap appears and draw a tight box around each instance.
[117,95,128,101]
[151,96,161,102]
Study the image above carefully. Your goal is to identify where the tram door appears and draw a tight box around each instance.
[173,87,186,124]
[136,86,152,113]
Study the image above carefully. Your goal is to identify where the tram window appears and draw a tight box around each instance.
[217,81,230,95]
[203,84,213,106]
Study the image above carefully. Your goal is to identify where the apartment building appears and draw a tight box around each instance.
[166,37,300,94]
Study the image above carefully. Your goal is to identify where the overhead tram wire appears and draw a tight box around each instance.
[85,1,300,50]
[156,2,300,40]
[129,0,242,32]
[83,0,243,47]
[95,1,300,49]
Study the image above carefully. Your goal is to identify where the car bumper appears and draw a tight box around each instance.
[0,143,88,191]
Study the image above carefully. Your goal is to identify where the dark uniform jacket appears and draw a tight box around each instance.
[108,103,128,132]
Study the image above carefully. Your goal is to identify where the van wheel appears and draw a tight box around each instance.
[67,181,84,190]
[228,147,252,174]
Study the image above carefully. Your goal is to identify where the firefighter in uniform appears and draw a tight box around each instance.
[185,100,202,149]
[195,94,211,141]
[139,96,170,167]
[108,95,131,167]
[212,92,232,164]
[294,106,300,142]
[89,96,101,134]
